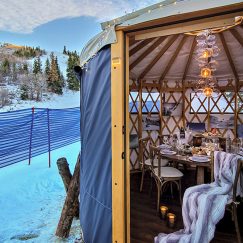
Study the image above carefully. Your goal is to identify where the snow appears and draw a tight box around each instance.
[0,142,81,243]
[0,51,80,112]
[0,87,80,112]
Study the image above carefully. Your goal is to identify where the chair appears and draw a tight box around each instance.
[139,136,168,192]
[149,145,183,211]
[226,158,243,243]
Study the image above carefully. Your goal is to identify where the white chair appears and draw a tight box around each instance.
[149,145,183,211]
[139,137,168,192]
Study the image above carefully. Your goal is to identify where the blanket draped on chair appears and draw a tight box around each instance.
[155,151,241,243]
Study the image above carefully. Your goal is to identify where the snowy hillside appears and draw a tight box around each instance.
[0,47,80,112]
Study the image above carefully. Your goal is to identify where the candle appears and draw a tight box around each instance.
[160,206,168,219]
[167,213,176,228]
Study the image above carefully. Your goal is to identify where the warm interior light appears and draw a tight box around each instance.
[201,49,212,58]
[201,67,212,78]
[112,57,121,68]
[203,87,213,97]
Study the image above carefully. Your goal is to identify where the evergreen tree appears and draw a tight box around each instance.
[20,84,29,100]
[47,53,63,94]
[33,56,42,74]
[63,46,67,54]
[66,54,80,91]
[23,63,29,73]
[1,58,10,77]
[45,58,50,76]
[11,62,17,83]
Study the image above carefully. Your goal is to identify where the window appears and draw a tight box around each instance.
[129,92,161,114]
[190,92,243,114]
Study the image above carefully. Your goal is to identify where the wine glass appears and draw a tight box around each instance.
[163,136,169,145]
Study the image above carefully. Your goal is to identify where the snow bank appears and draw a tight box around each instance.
[0,142,81,242]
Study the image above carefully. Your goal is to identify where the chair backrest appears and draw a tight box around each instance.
[138,136,150,165]
[149,145,163,175]
[233,158,243,202]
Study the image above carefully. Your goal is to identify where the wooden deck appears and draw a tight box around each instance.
[130,170,243,243]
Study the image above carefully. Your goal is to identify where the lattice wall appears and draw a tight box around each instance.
[129,79,243,171]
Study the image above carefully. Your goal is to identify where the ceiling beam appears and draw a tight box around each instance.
[159,35,187,83]
[130,37,165,70]
[219,32,239,89]
[229,28,243,47]
[129,39,152,57]
[182,37,197,81]
[138,35,178,80]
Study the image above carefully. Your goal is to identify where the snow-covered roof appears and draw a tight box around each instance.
[80,0,243,66]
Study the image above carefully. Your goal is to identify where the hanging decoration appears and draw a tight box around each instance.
[194,29,220,98]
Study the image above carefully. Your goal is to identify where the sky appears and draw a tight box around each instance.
[0,0,159,53]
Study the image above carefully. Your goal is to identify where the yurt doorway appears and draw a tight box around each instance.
[127,14,243,243]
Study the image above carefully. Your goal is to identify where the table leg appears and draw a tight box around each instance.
[197,167,205,184]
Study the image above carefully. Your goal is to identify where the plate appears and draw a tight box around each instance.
[189,156,210,162]
[161,150,177,155]
[159,144,172,149]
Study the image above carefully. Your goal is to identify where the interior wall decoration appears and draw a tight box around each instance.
[163,102,182,116]
[142,114,160,131]
[210,115,234,129]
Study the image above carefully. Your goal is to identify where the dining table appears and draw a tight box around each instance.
[160,153,211,185]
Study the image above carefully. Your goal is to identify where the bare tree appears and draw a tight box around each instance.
[0,88,9,107]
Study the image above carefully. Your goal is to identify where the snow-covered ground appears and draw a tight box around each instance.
[0,142,81,243]
[0,87,80,112]
[1,51,79,113]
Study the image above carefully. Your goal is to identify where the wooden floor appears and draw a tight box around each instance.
[130,170,243,243]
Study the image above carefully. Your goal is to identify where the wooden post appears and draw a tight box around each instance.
[56,154,80,238]
[57,158,72,193]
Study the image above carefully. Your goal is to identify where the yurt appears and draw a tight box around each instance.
[76,1,243,242]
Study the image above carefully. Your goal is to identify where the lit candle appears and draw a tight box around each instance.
[160,206,168,219]
[167,213,176,228]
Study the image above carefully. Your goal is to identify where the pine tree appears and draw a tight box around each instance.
[33,56,42,74]
[1,58,10,77]
[47,53,63,94]
[20,84,29,100]
[66,54,80,91]
[63,46,67,54]
[11,62,17,83]
[45,58,50,76]
[23,63,29,73]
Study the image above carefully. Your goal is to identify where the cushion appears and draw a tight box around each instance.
[145,158,168,167]
[154,167,183,178]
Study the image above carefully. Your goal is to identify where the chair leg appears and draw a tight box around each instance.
[140,168,145,192]
[179,180,182,205]
[156,181,161,212]
[170,182,174,199]
[233,204,242,243]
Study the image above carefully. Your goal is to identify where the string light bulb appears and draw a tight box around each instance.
[201,49,212,58]
[201,67,212,78]
[203,87,213,97]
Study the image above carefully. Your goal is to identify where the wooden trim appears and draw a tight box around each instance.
[159,35,187,83]
[111,30,126,243]
[129,39,152,57]
[138,35,178,80]
[135,16,236,40]
[130,37,165,70]
[125,34,130,243]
